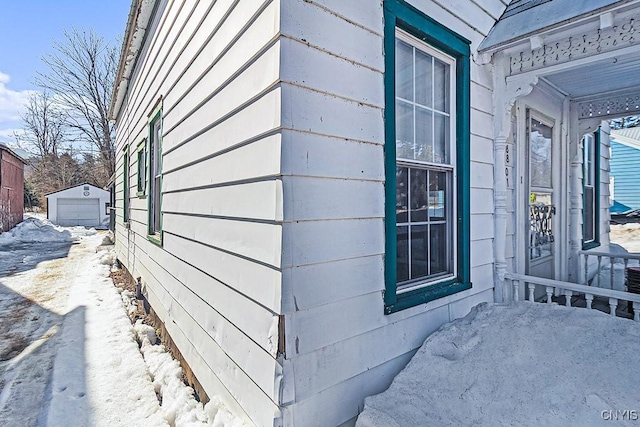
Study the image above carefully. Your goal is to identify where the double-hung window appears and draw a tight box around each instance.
[582,131,600,248]
[395,30,455,286]
[148,111,162,241]
[384,0,471,313]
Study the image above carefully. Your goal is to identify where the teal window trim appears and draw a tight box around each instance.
[123,146,130,223]
[147,109,163,245]
[582,129,601,250]
[384,0,471,314]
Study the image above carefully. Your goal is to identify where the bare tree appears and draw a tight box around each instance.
[18,90,67,158]
[36,28,118,186]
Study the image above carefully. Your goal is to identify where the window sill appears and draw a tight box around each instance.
[385,279,472,314]
[136,192,146,199]
[582,241,601,251]
[147,233,162,246]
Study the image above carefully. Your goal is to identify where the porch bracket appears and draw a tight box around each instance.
[493,56,539,302]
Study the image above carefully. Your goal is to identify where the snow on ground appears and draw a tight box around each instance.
[356,302,640,427]
[0,218,249,427]
[611,223,640,253]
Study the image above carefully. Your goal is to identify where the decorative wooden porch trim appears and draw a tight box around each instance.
[577,89,640,119]
[506,272,640,321]
[509,14,640,76]
[493,58,539,303]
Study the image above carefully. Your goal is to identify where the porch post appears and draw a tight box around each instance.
[493,57,538,302]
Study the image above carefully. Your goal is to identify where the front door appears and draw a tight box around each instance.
[526,110,557,280]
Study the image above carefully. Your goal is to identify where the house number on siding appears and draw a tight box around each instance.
[505,144,514,189]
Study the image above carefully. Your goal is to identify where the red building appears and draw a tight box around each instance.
[0,144,25,232]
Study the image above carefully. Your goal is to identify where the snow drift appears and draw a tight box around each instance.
[357,302,640,427]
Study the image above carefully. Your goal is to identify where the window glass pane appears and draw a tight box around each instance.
[414,106,433,162]
[410,168,427,222]
[433,58,449,113]
[585,187,594,242]
[429,170,447,221]
[415,49,432,107]
[430,223,448,274]
[396,101,414,160]
[395,39,413,101]
[530,118,552,188]
[434,113,449,164]
[397,226,409,282]
[396,167,408,223]
[585,135,595,186]
[411,225,429,279]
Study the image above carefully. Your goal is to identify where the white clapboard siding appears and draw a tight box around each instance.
[163,45,281,150]
[281,84,384,144]
[278,0,505,424]
[142,282,278,427]
[282,218,384,268]
[280,36,384,108]
[162,180,283,221]
[280,129,384,181]
[280,0,384,72]
[113,0,287,425]
[163,0,279,125]
[281,255,384,313]
[163,134,281,193]
[132,248,281,395]
[162,214,282,267]
[283,349,417,427]
[472,134,494,165]
[283,177,384,221]
[162,89,281,173]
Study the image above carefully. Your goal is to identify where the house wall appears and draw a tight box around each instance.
[113,1,284,426]
[278,0,506,425]
[0,150,24,232]
[46,185,110,226]
[609,140,640,213]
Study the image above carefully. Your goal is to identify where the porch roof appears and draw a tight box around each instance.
[479,0,631,52]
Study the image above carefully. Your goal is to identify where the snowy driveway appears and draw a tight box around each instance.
[0,218,249,427]
[0,230,80,425]
[0,218,166,427]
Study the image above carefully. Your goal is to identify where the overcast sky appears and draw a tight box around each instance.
[0,0,131,144]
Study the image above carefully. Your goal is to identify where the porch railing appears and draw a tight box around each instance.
[505,272,640,321]
[578,250,640,290]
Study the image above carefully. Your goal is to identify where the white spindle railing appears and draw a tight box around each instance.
[506,272,640,321]
[579,250,640,290]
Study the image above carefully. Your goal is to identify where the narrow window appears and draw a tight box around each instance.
[384,0,471,313]
[583,132,600,248]
[148,112,162,240]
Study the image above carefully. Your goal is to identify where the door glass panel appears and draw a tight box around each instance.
[530,118,553,188]
[529,192,554,260]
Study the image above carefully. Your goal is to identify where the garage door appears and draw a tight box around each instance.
[57,198,100,227]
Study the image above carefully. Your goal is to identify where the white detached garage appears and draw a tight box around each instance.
[46,183,110,227]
